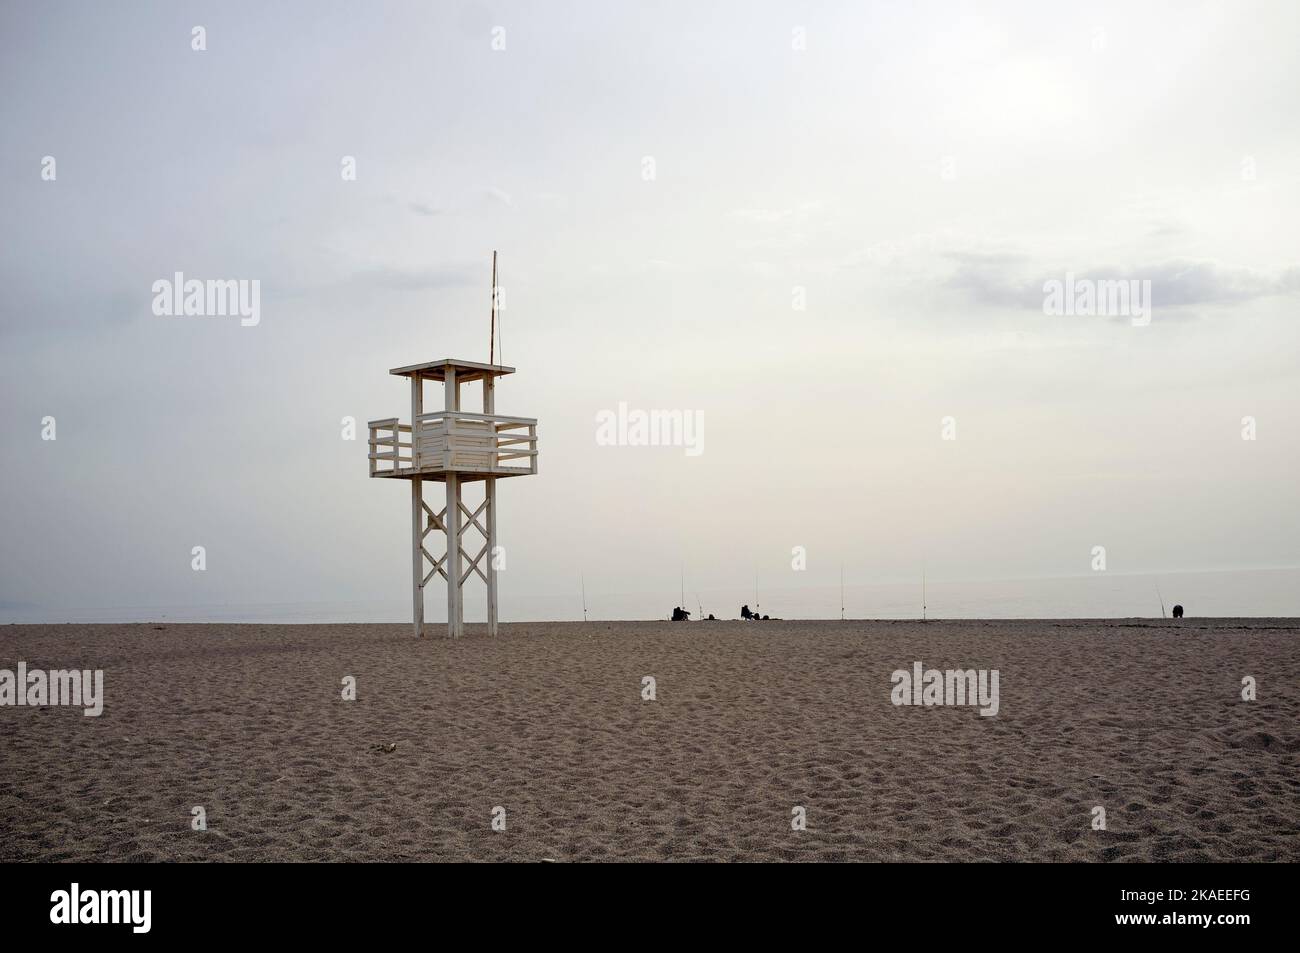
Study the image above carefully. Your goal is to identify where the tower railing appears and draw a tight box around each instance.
[368,412,537,476]
[367,419,413,474]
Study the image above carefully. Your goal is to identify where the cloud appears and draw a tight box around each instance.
[728,200,824,225]
[349,262,478,291]
[1145,220,1190,239]
[942,254,1300,311]
[730,208,795,224]
[1139,259,1300,306]
[727,201,824,253]
[942,261,1039,309]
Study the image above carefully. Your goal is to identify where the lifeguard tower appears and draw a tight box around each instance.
[368,358,537,637]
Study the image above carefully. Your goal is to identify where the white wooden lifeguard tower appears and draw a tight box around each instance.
[368,358,537,637]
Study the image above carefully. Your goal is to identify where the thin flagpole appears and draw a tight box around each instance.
[489,250,497,364]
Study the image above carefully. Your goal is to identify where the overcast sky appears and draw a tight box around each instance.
[2,0,1298,620]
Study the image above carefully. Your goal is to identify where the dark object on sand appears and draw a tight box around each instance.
[1172,604,1184,619]
[741,604,754,620]
[706,614,717,621]
[372,743,397,754]
[670,606,691,621]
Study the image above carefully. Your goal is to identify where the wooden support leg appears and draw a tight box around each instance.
[410,477,424,638]
[486,477,498,636]
[445,473,462,638]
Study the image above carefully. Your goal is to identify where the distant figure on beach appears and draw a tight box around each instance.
[671,606,691,621]
[741,604,754,620]
[706,614,716,621]
[1172,604,1184,619]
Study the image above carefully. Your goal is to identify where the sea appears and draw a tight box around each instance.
[4,568,1296,624]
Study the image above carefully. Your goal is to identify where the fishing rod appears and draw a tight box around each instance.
[922,561,927,622]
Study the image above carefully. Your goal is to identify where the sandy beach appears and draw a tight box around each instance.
[2,619,1296,862]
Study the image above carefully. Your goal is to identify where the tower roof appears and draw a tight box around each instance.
[388,358,516,383]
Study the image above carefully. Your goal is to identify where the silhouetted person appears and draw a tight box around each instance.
[671,606,691,621]
[741,604,754,620]
[1172,604,1184,619]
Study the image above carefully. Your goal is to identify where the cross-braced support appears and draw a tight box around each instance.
[411,475,498,638]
